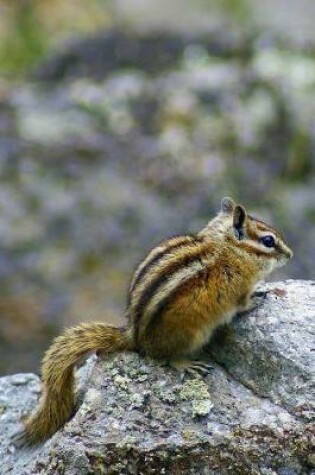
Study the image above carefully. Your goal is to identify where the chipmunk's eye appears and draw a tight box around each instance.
[260,235,275,248]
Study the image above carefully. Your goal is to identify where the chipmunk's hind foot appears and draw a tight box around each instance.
[170,359,213,379]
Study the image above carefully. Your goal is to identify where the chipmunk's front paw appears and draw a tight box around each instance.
[238,290,269,315]
[252,290,269,300]
[250,290,270,308]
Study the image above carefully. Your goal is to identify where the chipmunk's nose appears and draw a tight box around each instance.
[285,247,293,259]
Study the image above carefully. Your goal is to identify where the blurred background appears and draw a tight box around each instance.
[0,0,314,375]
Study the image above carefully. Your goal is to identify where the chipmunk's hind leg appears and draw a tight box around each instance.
[142,308,214,378]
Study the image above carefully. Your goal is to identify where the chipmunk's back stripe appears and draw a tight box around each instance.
[129,235,194,296]
[146,269,205,333]
[132,240,213,345]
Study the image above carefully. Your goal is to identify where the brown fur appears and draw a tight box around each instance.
[16,197,292,446]
[16,324,132,446]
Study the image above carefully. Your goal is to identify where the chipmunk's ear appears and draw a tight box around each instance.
[233,205,247,238]
[220,197,235,214]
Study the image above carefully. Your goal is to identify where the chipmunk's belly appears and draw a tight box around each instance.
[190,305,237,353]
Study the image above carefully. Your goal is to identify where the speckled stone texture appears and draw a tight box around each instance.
[0,280,314,474]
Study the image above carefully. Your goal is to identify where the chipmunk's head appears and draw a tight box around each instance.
[219,197,293,273]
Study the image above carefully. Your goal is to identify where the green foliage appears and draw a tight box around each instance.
[285,129,312,182]
[0,3,49,78]
[203,0,250,23]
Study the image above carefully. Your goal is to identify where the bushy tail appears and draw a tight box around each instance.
[15,323,132,447]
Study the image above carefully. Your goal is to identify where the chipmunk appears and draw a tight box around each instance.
[15,197,293,446]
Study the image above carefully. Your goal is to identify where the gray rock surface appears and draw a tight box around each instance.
[209,280,315,421]
[0,280,314,474]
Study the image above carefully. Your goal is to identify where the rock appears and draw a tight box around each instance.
[32,30,254,83]
[0,280,314,474]
[209,280,315,422]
